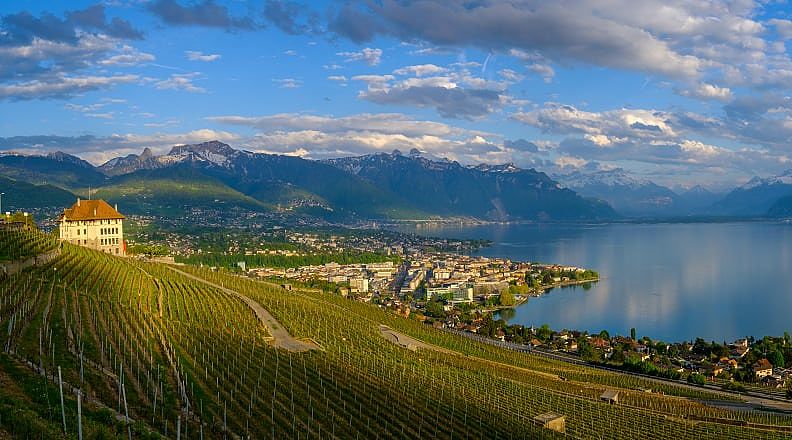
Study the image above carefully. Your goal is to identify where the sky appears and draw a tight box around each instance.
[2,1,792,190]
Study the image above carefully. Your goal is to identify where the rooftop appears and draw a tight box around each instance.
[61,198,125,221]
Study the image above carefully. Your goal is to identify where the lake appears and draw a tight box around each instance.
[397,221,792,343]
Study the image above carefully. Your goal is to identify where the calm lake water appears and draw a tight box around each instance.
[397,222,792,343]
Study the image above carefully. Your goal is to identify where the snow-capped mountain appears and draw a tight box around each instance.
[554,168,686,217]
[739,169,792,190]
[99,141,250,175]
[710,169,792,216]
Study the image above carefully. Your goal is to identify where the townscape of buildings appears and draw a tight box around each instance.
[253,245,596,320]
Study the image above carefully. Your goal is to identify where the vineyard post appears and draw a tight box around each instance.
[122,383,131,440]
[58,366,66,434]
[76,389,83,440]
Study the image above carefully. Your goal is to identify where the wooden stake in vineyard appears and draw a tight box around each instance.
[76,388,83,440]
[58,366,66,434]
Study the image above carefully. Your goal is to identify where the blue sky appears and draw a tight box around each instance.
[2,1,792,189]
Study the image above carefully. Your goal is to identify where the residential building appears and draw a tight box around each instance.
[59,198,125,256]
[754,359,774,378]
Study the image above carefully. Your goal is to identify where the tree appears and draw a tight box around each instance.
[688,373,706,385]
[578,341,595,361]
[599,329,610,340]
[630,327,636,340]
[424,300,445,318]
[536,324,552,342]
[773,349,786,368]
[787,381,792,400]
[499,290,516,307]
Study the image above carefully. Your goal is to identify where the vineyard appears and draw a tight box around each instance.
[1,228,791,439]
[0,224,57,262]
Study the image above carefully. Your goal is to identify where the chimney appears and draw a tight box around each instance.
[115,204,118,211]
[93,208,97,216]
[77,197,81,207]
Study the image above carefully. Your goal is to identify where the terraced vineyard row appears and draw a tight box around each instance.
[0,228,790,439]
[0,226,57,262]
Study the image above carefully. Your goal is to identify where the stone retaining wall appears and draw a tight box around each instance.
[0,246,61,278]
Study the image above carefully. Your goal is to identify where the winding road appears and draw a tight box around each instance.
[167,267,320,353]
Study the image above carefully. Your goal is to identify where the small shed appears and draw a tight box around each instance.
[280,283,292,291]
[600,390,620,405]
[532,412,565,433]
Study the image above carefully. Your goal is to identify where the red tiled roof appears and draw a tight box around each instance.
[754,358,773,371]
[61,199,125,221]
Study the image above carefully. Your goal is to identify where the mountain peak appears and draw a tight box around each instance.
[45,151,94,169]
[169,140,235,157]
[474,162,521,173]
[740,170,792,189]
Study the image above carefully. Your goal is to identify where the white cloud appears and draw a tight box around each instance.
[393,64,447,77]
[154,73,205,93]
[207,112,482,137]
[185,50,221,62]
[98,47,155,66]
[336,47,382,66]
[273,78,303,89]
[0,74,139,100]
[678,83,732,101]
[513,103,677,139]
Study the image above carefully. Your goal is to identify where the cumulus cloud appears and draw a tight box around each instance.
[323,0,792,92]
[362,84,503,119]
[263,0,320,35]
[67,4,143,40]
[204,111,514,163]
[0,74,139,101]
[393,64,447,76]
[330,1,703,79]
[0,7,151,100]
[504,139,539,152]
[185,50,221,62]
[336,47,382,66]
[98,46,155,66]
[349,63,517,119]
[509,99,792,184]
[769,18,792,40]
[513,103,677,139]
[207,113,482,137]
[154,73,205,93]
[678,83,732,101]
[147,0,255,29]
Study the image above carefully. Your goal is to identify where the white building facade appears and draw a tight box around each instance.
[59,198,126,255]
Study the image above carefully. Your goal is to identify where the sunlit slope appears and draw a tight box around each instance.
[0,228,790,439]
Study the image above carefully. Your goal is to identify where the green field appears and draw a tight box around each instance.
[0,227,791,439]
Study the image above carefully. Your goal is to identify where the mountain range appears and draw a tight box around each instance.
[554,168,722,217]
[0,141,615,222]
[4,141,792,221]
[709,169,792,217]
